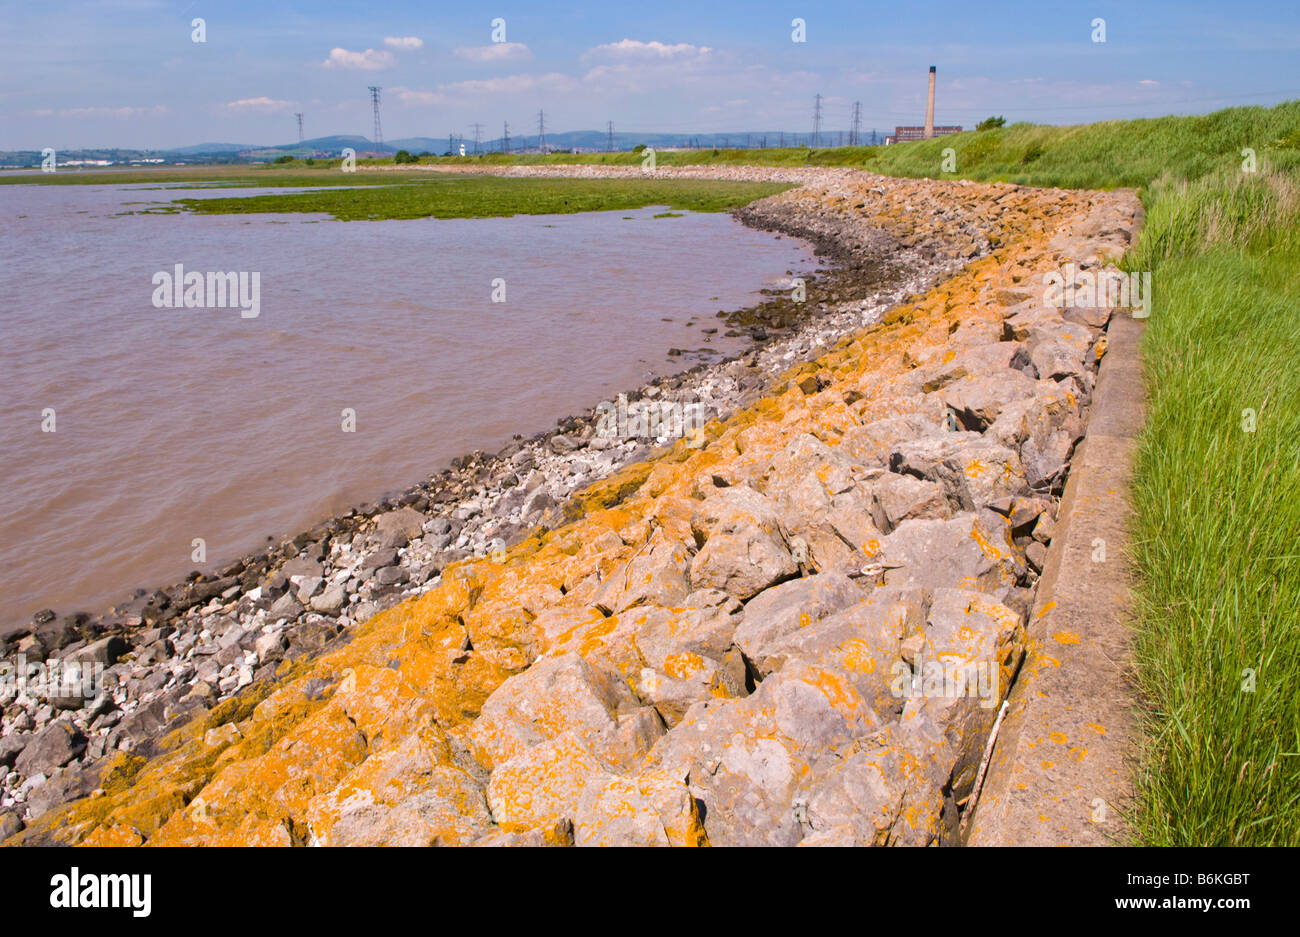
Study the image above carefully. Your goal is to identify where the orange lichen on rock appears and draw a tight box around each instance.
[6,168,1140,848]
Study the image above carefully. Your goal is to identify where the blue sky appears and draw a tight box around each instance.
[3,0,1299,149]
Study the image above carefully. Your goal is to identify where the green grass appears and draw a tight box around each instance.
[861,103,1300,189]
[1128,240,1300,845]
[162,175,791,221]
[1120,159,1300,846]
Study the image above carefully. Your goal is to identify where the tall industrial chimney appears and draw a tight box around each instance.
[924,66,936,139]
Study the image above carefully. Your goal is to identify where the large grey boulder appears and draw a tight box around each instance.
[0,734,27,770]
[871,472,950,532]
[25,761,102,819]
[933,439,1028,511]
[941,369,1039,431]
[469,653,664,774]
[593,538,692,615]
[13,720,85,779]
[373,507,427,542]
[733,572,867,676]
[69,635,127,666]
[889,431,984,481]
[838,413,945,468]
[757,585,925,689]
[689,485,797,600]
[876,515,1024,596]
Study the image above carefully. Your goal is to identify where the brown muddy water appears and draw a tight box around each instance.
[0,183,816,632]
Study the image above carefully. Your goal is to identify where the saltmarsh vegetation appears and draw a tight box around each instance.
[169,176,793,221]
[1,165,791,221]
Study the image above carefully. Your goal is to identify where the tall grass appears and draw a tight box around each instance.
[1097,118,1300,843]
[1127,240,1300,845]
[864,103,1300,189]
[1126,163,1300,267]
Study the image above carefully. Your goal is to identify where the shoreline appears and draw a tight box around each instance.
[0,202,812,638]
[3,167,1138,845]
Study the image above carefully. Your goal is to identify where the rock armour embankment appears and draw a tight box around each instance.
[3,168,1139,846]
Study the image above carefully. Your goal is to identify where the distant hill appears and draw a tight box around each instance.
[168,142,257,155]
[0,128,882,168]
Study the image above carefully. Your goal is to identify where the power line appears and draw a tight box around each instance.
[368,86,382,147]
[537,109,546,152]
[850,101,862,146]
[502,120,510,153]
[607,120,614,153]
[295,112,304,143]
[471,122,483,154]
[812,93,823,147]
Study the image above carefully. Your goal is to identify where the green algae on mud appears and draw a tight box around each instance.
[0,166,441,188]
[168,176,794,221]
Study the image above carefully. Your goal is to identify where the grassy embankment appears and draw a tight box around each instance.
[266,103,1300,191]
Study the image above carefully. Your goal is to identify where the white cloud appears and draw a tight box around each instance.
[393,72,577,108]
[448,72,576,95]
[32,105,168,119]
[454,42,532,62]
[224,97,294,114]
[384,36,423,50]
[586,39,712,60]
[393,87,445,106]
[322,47,395,70]
[1139,79,1160,86]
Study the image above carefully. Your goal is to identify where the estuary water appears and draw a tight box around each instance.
[0,181,815,631]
